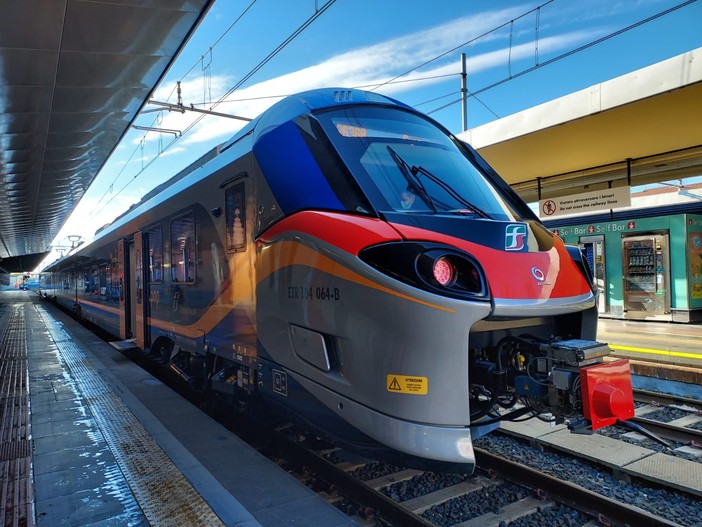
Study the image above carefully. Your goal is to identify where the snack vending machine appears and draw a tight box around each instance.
[622,234,670,320]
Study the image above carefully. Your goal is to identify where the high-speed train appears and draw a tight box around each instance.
[42,88,634,471]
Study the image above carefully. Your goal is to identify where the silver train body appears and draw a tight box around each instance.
[43,88,634,472]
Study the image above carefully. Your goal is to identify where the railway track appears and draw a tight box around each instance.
[628,389,702,448]
[57,300,702,526]
[223,414,691,527]
[634,390,702,410]
[474,449,678,527]
[124,343,702,526]
[264,426,682,527]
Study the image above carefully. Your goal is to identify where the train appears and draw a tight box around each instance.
[41,88,635,472]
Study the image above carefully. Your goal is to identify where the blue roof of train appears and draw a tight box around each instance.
[221,88,409,152]
[54,89,411,263]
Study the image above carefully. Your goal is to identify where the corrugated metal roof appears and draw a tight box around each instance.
[0,0,214,270]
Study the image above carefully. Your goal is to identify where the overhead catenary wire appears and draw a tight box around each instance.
[90,0,696,219]
[426,0,696,117]
[369,0,556,93]
[89,0,261,217]
[176,0,337,141]
[91,0,336,218]
[160,0,260,105]
[207,72,462,108]
[413,90,463,108]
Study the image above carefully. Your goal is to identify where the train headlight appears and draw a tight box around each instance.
[432,257,455,287]
[359,242,489,301]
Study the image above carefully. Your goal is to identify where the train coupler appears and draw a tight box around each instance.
[580,359,635,430]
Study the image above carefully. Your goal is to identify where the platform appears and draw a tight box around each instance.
[0,290,355,527]
[598,317,702,370]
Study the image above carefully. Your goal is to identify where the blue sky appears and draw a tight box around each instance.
[44,0,702,264]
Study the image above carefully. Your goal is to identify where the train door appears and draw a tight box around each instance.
[127,239,137,339]
[122,234,149,345]
[579,235,607,314]
[133,231,149,349]
[622,232,671,321]
[117,239,129,339]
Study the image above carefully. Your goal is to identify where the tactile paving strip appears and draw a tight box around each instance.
[35,305,225,527]
[0,303,36,527]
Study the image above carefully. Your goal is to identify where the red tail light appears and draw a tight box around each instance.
[580,359,635,430]
[359,242,489,300]
[432,257,455,286]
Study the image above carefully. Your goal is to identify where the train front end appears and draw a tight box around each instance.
[253,89,634,471]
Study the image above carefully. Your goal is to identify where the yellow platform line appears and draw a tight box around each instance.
[610,344,702,361]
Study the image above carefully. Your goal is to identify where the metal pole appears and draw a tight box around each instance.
[626,158,632,186]
[537,177,542,201]
[461,53,468,132]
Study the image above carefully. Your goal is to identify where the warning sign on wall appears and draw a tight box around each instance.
[386,374,428,395]
[539,186,631,219]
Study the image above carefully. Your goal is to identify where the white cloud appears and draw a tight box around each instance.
[145,11,603,150]
[40,7,606,271]
[159,146,188,157]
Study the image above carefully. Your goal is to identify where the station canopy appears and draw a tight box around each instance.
[0,0,214,272]
[459,47,702,205]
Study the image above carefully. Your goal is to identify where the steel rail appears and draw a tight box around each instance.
[629,416,702,445]
[260,430,437,527]
[634,389,702,412]
[474,448,680,527]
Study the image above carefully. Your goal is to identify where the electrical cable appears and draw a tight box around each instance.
[89,1,260,216]
[175,0,336,143]
[93,0,337,215]
[369,0,555,93]
[413,90,462,108]
[426,0,696,116]
[91,0,696,218]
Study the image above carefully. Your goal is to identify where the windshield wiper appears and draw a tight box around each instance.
[386,146,437,212]
[410,164,490,219]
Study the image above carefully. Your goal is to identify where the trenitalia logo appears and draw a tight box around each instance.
[505,223,527,251]
[531,266,551,286]
[531,267,545,281]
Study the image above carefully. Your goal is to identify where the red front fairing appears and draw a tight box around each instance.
[258,211,402,252]
[388,222,592,301]
[259,211,592,303]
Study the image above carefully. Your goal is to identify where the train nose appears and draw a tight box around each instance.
[580,359,635,430]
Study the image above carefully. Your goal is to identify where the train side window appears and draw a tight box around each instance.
[145,225,163,283]
[225,183,246,253]
[170,212,196,283]
[111,257,123,301]
[99,264,108,298]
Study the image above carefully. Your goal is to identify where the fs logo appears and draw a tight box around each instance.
[505,223,528,251]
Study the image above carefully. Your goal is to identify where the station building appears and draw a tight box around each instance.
[459,47,702,323]
[547,190,702,323]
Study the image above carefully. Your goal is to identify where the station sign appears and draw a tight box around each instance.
[552,220,637,239]
[539,186,631,219]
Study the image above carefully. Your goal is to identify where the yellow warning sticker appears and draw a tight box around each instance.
[386,375,428,395]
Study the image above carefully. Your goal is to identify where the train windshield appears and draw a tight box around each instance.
[315,106,516,220]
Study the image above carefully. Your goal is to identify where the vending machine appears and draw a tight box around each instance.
[621,234,670,320]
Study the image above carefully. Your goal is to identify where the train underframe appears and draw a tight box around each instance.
[142,308,633,470]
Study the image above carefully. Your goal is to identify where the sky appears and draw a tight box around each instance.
[41,0,702,267]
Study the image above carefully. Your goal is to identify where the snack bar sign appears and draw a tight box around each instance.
[539,187,631,219]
